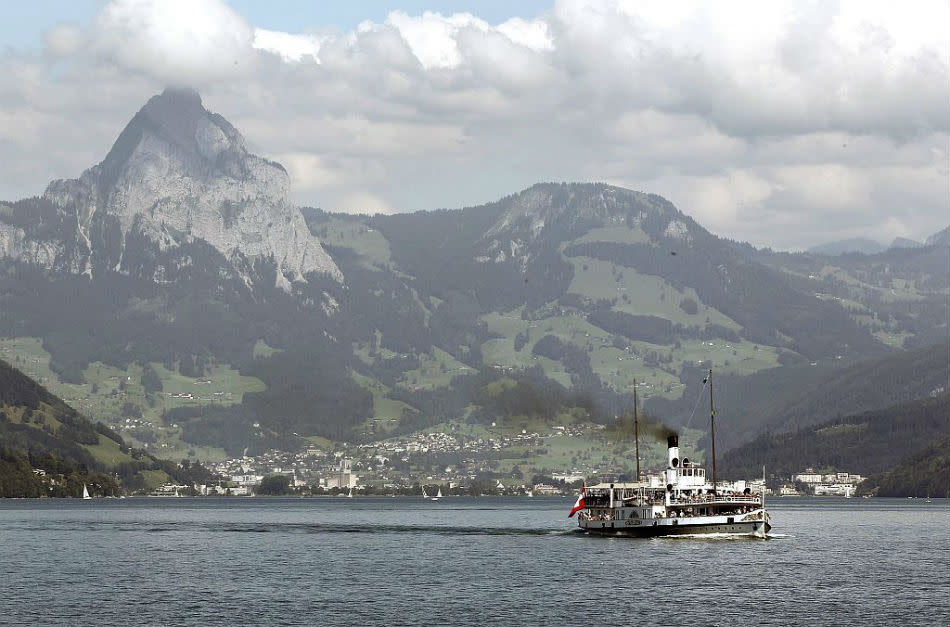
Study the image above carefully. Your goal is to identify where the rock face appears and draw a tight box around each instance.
[925,226,950,247]
[2,88,341,288]
[477,182,690,267]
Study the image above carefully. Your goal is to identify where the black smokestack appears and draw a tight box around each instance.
[667,434,679,449]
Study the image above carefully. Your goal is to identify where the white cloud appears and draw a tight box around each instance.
[92,0,256,84]
[253,29,322,63]
[0,0,947,249]
[774,164,872,213]
[271,152,342,191]
[44,25,85,58]
[497,17,554,52]
[381,11,488,69]
[361,11,554,70]
[336,190,395,216]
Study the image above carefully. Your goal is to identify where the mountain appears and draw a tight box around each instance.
[0,358,204,496]
[739,238,950,351]
[808,238,886,256]
[722,392,950,480]
[643,341,949,453]
[0,87,340,290]
[890,237,922,249]
[858,436,950,498]
[2,89,946,462]
[371,184,884,359]
[926,226,950,247]
[758,341,949,434]
[808,238,886,255]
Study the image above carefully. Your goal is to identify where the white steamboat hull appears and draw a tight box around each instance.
[579,511,770,537]
[576,426,772,537]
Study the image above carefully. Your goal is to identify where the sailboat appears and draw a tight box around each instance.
[82,484,92,500]
[347,486,354,498]
[754,466,768,538]
[421,486,428,499]
[433,487,442,501]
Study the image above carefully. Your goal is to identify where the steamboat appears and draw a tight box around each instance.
[572,370,771,537]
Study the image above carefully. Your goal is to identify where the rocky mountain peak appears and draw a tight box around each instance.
[22,88,343,288]
[136,88,245,169]
[486,183,681,237]
[143,87,207,135]
[96,87,253,197]
[925,226,950,247]
[145,86,204,118]
[478,182,691,267]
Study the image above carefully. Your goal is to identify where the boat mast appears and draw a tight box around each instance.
[633,379,641,483]
[709,368,717,496]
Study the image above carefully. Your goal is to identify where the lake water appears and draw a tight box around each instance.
[1,497,947,626]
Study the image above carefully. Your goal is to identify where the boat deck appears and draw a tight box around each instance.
[669,494,762,506]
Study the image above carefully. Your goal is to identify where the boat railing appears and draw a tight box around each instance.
[671,494,761,505]
[579,510,618,522]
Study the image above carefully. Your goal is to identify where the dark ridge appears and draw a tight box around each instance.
[722,393,950,479]
[860,436,950,498]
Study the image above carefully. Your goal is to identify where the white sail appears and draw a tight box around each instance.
[421,486,428,499]
[436,488,442,498]
[82,484,91,500]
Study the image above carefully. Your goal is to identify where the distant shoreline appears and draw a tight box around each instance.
[3,494,945,501]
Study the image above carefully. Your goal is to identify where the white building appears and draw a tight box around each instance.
[552,472,585,483]
[231,474,264,487]
[291,471,309,488]
[793,468,865,495]
[322,458,358,489]
[793,469,823,484]
[814,483,856,496]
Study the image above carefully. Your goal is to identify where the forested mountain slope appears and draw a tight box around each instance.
[859,437,950,498]
[2,89,947,458]
[722,393,950,479]
[0,359,204,496]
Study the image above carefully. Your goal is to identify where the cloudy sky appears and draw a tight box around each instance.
[2,0,947,250]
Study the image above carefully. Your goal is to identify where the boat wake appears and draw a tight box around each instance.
[138,522,579,537]
[661,531,789,541]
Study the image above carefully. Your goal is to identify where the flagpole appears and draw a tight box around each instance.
[633,378,641,484]
[709,368,717,497]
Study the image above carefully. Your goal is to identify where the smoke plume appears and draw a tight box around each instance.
[613,410,677,442]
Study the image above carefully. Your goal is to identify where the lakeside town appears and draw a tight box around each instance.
[145,428,867,498]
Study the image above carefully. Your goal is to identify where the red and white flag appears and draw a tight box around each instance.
[568,483,586,517]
